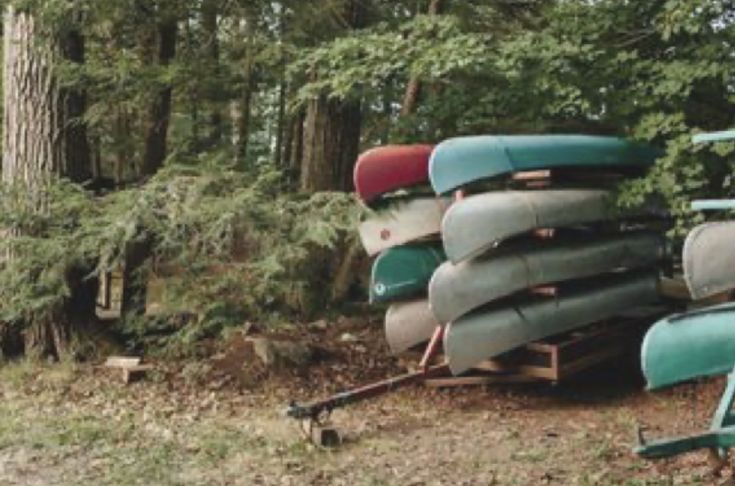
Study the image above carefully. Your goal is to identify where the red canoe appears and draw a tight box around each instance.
[354,145,434,202]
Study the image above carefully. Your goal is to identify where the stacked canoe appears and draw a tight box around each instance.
[356,135,670,378]
[354,145,448,353]
[427,135,668,375]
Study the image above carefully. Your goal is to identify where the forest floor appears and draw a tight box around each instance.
[0,317,730,486]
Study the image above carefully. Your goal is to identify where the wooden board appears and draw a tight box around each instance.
[423,310,667,387]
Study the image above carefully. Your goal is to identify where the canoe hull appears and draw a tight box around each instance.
[444,272,660,375]
[359,198,450,256]
[370,244,446,303]
[429,135,659,195]
[683,222,735,300]
[441,189,615,264]
[642,303,735,390]
[385,299,441,355]
[429,232,667,323]
[354,145,434,202]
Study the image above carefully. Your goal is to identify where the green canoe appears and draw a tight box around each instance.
[642,303,735,390]
[444,271,660,375]
[429,135,660,195]
[370,244,446,304]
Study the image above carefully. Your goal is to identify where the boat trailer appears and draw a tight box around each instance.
[635,130,735,472]
[286,326,447,446]
[636,364,735,471]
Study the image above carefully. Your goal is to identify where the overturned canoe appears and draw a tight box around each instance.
[385,299,441,355]
[430,232,667,323]
[444,271,660,375]
[354,145,434,203]
[642,303,735,390]
[370,244,446,304]
[359,198,451,256]
[429,135,659,195]
[683,222,735,300]
[442,189,617,264]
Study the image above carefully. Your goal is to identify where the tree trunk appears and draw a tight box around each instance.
[122,13,178,319]
[201,0,223,149]
[234,75,255,167]
[232,12,257,167]
[141,18,178,176]
[300,95,362,192]
[299,0,367,192]
[2,5,96,359]
[287,109,305,185]
[274,78,287,168]
[400,0,444,117]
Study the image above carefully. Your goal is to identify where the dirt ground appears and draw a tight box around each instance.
[0,318,731,486]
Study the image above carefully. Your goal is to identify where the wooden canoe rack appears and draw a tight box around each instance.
[423,313,662,388]
[511,169,626,189]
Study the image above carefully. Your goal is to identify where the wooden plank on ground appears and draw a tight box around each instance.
[105,356,142,368]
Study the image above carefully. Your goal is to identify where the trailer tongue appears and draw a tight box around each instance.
[285,326,446,445]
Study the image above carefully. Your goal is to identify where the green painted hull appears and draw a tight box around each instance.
[370,244,446,304]
[429,135,660,195]
[642,303,735,390]
[444,271,660,375]
[430,231,667,324]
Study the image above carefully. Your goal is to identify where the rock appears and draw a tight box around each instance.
[340,333,360,343]
[309,319,328,331]
[249,338,316,370]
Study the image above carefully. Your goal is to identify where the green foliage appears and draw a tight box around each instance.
[0,167,362,347]
[296,0,735,236]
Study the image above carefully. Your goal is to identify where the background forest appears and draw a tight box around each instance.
[0,0,733,360]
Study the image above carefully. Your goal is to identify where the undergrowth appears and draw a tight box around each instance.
[0,165,363,355]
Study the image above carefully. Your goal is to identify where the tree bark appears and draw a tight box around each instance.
[286,109,305,184]
[122,12,178,319]
[201,0,223,149]
[400,0,444,117]
[141,18,178,177]
[2,5,96,359]
[300,95,362,192]
[299,0,367,192]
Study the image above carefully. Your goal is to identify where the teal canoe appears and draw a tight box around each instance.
[370,244,446,304]
[642,303,735,390]
[429,135,660,195]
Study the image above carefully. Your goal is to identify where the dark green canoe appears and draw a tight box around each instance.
[429,135,660,195]
[370,244,446,304]
[642,303,735,390]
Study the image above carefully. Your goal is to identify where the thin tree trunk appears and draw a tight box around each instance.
[141,18,178,176]
[288,109,305,184]
[400,0,443,117]
[233,10,257,167]
[123,14,178,319]
[202,0,222,148]
[274,78,287,168]
[235,75,255,166]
